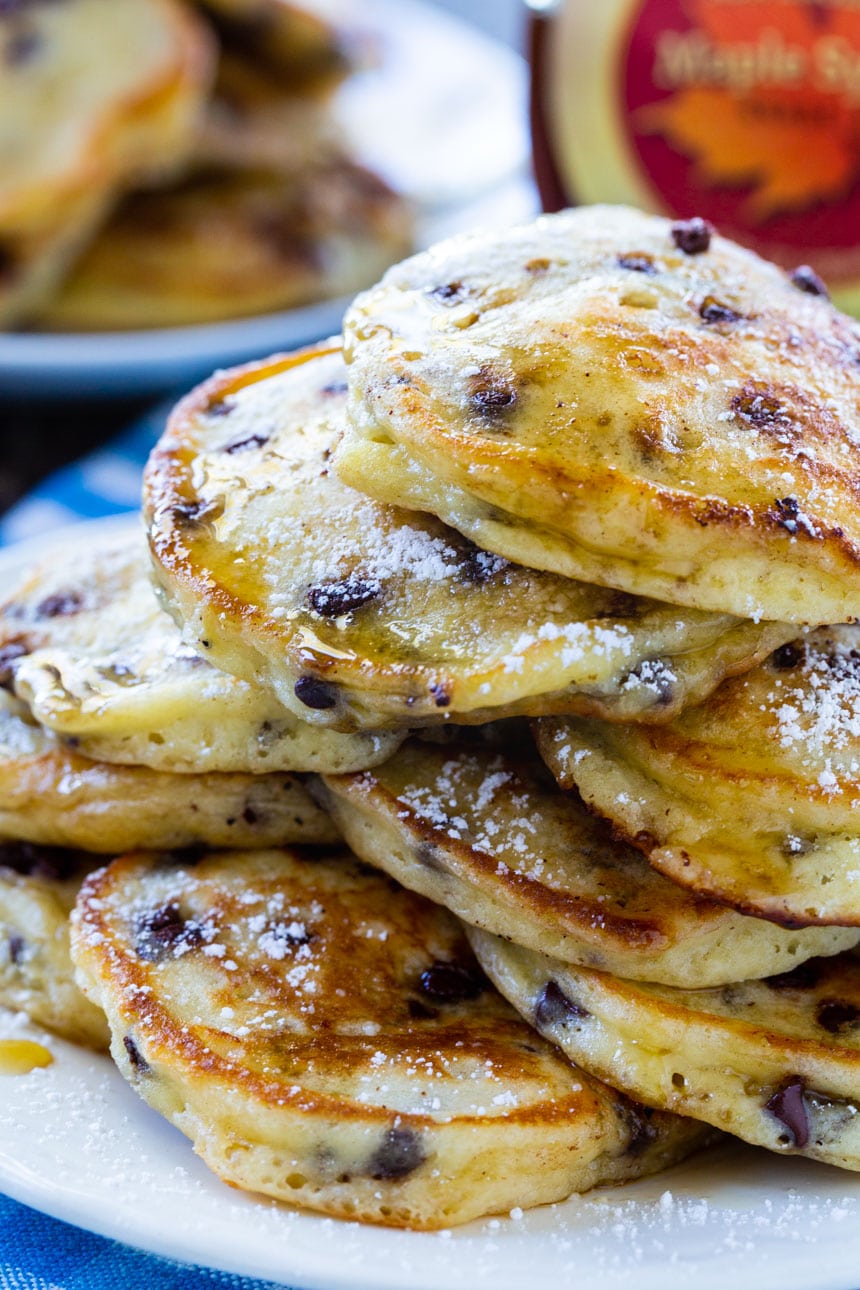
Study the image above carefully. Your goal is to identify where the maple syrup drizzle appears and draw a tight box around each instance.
[0,1039,53,1075]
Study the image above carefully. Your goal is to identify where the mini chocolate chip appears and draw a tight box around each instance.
[242,805,258,825]
[123,1035,150,1075]
[307,575,381,617]
[0,841,78,881]
[766,959,824,991]
[5,26,39,64]
[469,366,518,422]
[0,240,15,282]
[699,296,741,324]
[621,1102,659,1156]
[407,998,439,1020]
[816,999,860,1034]
[294,676,338,710]
[205,397,236,419]
[534,980,590,1029]
[458,542,509,584]
[0,640,28,689]
[765,1078,809,1147]
[773,496,801,534]
[419,960,487,1003]
[618,253,657,274]
[35,590,84,619]
[790,265,829,298]
[367,1126,426,1180]
[7,934,25,965]
[429,281,463,302]
[320,380,348,396]
[732,388,789,429]
[772,642,804,670]
[429,682,451,708]
[170,498,221,528]
[670,217,714,255]
[223,433,269,454]
[136,902,204,963]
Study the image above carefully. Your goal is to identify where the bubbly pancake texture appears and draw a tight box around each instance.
[471,931,860,1171]
[38,162,412,331]
[0,691,336,853]
[1,0,212,276]
[0,841,107,1047]
[70,847,711,1228]
[341,205,860,624]
[537,627,860,928]
[0,527,400,774]
[144,343,792,732]
[317,739,858,987]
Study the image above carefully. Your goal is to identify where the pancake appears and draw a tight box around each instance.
[196,52,340,175]
[37,161,412,331]
[340,205,860,625]
[70,847,712,1228]
[143,342,791,733]
[316,739,859,988]
[471,930,860,1172]
[0,526,400,774]
[1,0,214,325]
[537,628,860,928]
[0,691,336,853]
[0,841,107,1048]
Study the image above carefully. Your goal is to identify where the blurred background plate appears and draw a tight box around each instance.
[0,0,533,400]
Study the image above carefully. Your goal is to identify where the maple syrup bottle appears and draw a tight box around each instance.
[527,0,860,314]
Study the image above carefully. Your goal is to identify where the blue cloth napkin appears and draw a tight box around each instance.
[0,404,299,1286]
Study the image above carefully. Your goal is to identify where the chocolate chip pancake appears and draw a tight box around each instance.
[316,739,858,988]
[537,627,860,928]
[0,842,107,1048]
[0,526,400,774]
[144,342,791,733]
[70,847,712,1228]
[1,0,214,326]
[37,162,412,331]
[340,205,860,624]
[0,691,336,853]
[471,931,860,1172]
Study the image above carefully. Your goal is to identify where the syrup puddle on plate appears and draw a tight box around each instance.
[0,1039,53,1076]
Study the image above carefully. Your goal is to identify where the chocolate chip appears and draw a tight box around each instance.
[0,240,15,283]
[617,253,657,274]
[293,676,338,710]
[135,903,204,963]
[35,590,84,619]
[367,1127,426,1180]
[7,935,25,965]
[458,542,509,584]
[429,682,451,708]
[406,998,439,1021]
[170,498,221,528]
[790,265,829,299]
[320,380,348,397]
[418,960,487,1003]
[223,433,269,454]
[307,575,381,617]
[534,980,589,1029]
[242,805,258,825]
[765,1078,809,1147]
[816,999,860,1035]
[0,640,28,689]
[123,1035,150,1076]
[0,841,78,882]
[468,366,518,422]
[429,281,464,302]
[732,388,789,429]
[772,642,804,670]
[621,1102,659,1156]
[699,296,741,324]
[5,26,39,64]
[670,217,714,255]
[773,496,802,534]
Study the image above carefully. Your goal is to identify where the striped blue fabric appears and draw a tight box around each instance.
[0,405,298,1287]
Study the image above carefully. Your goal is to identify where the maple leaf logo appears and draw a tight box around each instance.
[635,1,860,222]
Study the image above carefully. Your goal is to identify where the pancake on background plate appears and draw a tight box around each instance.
[316,737,858,988]
[471,929,860,1173]
[340,205,860,625]
[71,846,713,1228]
[144,342,792,732]
[537,628,860,928]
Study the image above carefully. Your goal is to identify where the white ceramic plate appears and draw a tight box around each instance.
[0,0,532,399]
[1,522,859,1290]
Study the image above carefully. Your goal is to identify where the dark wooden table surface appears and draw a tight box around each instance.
[0,396,150,517]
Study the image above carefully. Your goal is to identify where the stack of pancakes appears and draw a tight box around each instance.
[1,0,412,331]
[5,205,860,1229]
